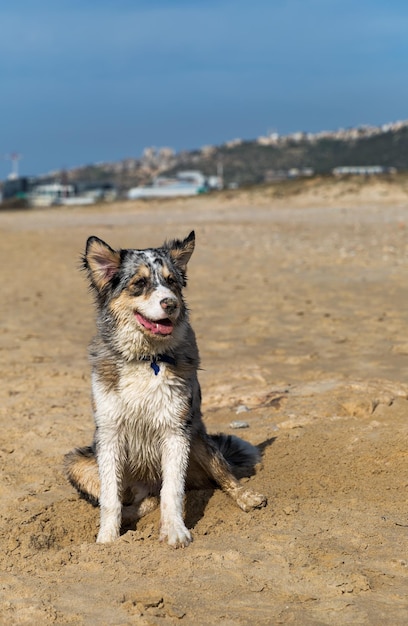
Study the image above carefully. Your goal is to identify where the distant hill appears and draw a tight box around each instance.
[28,120,408,190]
[162,126,408,187]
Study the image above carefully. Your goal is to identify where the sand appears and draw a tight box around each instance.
[1,182,408,624]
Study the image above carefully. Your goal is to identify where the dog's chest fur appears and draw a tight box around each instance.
[93,360,191,483]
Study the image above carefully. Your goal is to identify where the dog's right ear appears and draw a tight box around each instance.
[84,236,121,290]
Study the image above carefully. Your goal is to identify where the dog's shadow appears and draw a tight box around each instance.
[121,437,276,535]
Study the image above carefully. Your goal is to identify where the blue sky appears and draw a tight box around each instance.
[2,0,408,176]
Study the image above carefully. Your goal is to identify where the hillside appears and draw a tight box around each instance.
[163,126,408,186]
[10,120,408,191]
[105,124,408,189]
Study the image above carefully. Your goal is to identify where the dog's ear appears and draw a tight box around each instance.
[84,236,121,290]
[168,231,195,271]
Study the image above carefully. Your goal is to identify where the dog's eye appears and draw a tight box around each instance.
[130,278,147,293]
[166,275,177,286]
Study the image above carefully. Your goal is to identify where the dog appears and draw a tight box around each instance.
[65,231,267,546]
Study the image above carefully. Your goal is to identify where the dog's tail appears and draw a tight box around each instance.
[209,433,261,478]
[64,446,100,506]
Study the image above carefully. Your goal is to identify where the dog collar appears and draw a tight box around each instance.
[138,354,177,375]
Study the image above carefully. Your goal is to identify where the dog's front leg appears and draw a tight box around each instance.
[159,431,192,548]
[96,431,123,543]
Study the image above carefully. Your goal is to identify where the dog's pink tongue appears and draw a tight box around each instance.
[136,313,174,335]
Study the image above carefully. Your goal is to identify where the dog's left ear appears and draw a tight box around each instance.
[168,231,195,270]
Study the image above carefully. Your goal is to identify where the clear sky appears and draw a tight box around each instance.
[2,0,408,177]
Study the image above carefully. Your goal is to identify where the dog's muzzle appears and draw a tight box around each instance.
[160,297,179,315]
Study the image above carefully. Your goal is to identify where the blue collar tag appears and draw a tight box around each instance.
[139,354,176,375]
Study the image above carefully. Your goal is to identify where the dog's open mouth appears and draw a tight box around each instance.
[135,312,174,336]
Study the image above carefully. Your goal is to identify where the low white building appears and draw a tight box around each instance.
[127,171,208,199]
[28,183,75,206]
[332,166,396,176]
[28,183,94,207]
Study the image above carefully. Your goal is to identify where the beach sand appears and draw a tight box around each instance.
[1,181,408,624]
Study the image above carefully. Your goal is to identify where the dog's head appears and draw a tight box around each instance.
[83,232,195,357]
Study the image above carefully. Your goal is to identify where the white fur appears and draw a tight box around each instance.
[94,361,191,546]
[159,432,191,546]
[137,285,179,322]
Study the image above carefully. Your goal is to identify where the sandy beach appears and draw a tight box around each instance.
[1,180,408,625]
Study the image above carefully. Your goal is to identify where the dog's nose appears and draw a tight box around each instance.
[160,297,178,314]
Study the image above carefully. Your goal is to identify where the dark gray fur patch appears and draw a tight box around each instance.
[110,248,184,297]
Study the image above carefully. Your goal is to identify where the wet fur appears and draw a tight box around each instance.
[65,232,267,546]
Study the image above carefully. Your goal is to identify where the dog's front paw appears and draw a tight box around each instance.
[236,488,267,512]
[159,520,192,548]
[96,526,120,543]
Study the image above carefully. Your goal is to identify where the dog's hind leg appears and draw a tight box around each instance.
[189,435,267,511]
